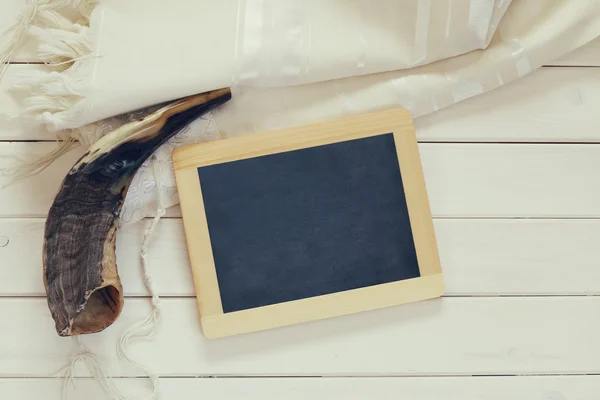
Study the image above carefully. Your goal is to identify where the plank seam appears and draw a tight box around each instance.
[2,373,600,379]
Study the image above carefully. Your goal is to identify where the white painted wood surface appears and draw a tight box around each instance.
[1,3,600,398]
[0,0,38,62]
[2,142,599,218]
[3,297,600,376]
[3,376,600,400]
[0,65,36,141]
[2,218,600,296]
[415,67,600,143]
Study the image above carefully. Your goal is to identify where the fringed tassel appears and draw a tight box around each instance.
[0,0,99,131]
[0,138,80,188]
[0,0,38,82]
[60,156,165,400]
[4,4,164,398]
[0,0,100,185]
[14,0,98,132]
[59,337,126,400]
[114,155,167,399]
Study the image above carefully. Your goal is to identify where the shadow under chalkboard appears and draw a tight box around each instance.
[201,298,443,362]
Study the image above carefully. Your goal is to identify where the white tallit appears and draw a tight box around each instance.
[5,0,600,224]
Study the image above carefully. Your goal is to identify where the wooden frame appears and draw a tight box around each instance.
[173,109,443,339]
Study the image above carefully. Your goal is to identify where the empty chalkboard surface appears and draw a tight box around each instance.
[198,133,420,313]
[174,109,443,338]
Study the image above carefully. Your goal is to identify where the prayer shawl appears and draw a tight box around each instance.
[5,0,600,224]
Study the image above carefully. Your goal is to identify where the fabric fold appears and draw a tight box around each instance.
[3,0,600,224]
[16,0,516,131]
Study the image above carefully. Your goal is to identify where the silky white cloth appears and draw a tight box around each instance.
[8,0,600,224]
[21,0,515,131]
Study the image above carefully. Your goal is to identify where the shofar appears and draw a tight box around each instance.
[43,88,232,336]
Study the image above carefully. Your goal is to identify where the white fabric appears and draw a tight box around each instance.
[9,0,600,224]
[26,0,515,130]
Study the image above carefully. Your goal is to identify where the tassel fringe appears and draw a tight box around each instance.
[0,138,80,188]
[0,0,38,82]
[0,0,99,184]
[58,156,165,400]
[11,0,99,132]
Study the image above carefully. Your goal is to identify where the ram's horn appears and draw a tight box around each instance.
[43,88,232,336]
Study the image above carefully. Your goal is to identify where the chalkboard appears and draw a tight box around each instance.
[174,109,443,338]
[198,133,420,313]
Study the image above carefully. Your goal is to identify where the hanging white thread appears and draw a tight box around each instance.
[0,0,38,82]
[0,138,80,188]
[0,0,100,184]
[58,336,126,400]
[58,156,166,400]
[5,2,163,397]
[116,155,166,400]
[2,0,99,134]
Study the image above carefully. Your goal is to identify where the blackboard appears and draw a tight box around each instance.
[198,133,420,313]
[174,109,443,338]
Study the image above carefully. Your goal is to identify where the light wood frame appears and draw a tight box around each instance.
[173,109,443,339]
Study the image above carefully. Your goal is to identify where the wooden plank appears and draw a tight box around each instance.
[416,68,600,142]
[1,65,600,142]
[2,218,599,297]
[420,143,600,217]
[550,37,600,67]
[0,65,47,142]
[0,143,86,218]
[0,143,179,218]
[0,218,192,297]
[1,297,599,376]
[2,142,600,218]
[436,219,600,295]
[2,376,600,400]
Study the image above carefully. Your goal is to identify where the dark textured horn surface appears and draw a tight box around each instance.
[43,88,232,336]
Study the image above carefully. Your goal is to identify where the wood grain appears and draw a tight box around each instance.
[415,68,600,142]
[3,142,600,218]
[2,218,599,297]
[201,275,444,339]
[1,1,599,393]
[3,376,600,400]
[176,166,223,317]
[1,297,599,376]
[393,126,441,276]
[419,143,600,218]
[0,143,179,218]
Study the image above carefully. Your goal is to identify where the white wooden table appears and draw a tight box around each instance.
[1,3,600,398]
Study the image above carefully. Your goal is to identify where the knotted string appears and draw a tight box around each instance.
[60,155,166,399]
[59,337,126,400]
[0,0,38,82]
[116,155,166,399]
